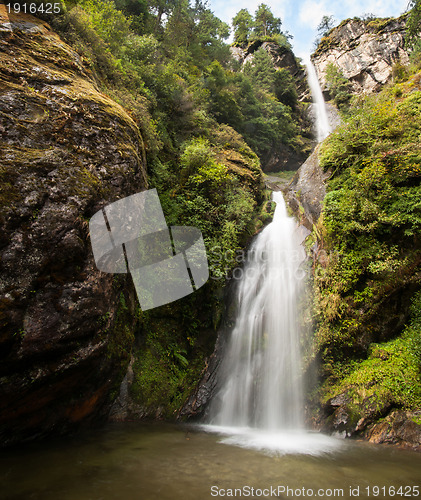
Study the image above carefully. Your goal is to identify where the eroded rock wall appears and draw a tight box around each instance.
[312,16,409,94]
[0,10,147,445]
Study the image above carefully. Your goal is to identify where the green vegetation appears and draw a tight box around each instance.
[130,292,214,417]
[317,15,336,38]
[322,291,421,425]
[19,0,306,416]
[231,3,290,48]
[406,0,421,49]
[43,0,306,174]
[313,15,335,49]
[324,62,352,111]
[265,170,296,181]
[314,69,421,416]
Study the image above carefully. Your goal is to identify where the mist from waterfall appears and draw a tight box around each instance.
[306,59,331,142]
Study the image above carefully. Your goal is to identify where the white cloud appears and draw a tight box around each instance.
[298,0,332,30]
[209,0,409,61]
[341,0,408,18]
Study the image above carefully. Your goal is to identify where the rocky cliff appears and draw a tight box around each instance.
[231,41,309,100]
[312,16,409,94]
[0,10,147,446]
[231,41,312,172]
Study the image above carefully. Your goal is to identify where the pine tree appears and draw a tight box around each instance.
[232,9,253,46]
[253,4,281,38]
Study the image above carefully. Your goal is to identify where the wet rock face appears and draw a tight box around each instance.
[0,11,146,445]
[312,17,409,94]
[319,392,421,451]
[284,145,329,231]
[365,411,421,451]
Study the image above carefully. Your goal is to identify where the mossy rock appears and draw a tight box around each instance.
[0,12,147,446]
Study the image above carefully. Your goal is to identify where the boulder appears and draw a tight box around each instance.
[365,410,421,451]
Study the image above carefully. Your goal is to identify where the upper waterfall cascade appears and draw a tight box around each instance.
[306,60,332,142]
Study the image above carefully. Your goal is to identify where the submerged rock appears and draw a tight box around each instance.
[0,11,146,445]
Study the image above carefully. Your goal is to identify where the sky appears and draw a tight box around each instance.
[208,0,411,58]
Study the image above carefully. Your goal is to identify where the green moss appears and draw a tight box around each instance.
[313,71,421,418]
[323,327,421,411]
[106,291,136,377]
[313,35,339,56]
[366,17,393,33]
[130,295,215,418]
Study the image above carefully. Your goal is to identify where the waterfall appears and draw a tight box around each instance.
[306,60,331,142]
[203,193,340,455]
[202,61,341,455]
[208,192,305,430]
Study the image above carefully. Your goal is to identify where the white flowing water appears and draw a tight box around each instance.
[203,64,339,454]
[306,59,331,142]
[209,192,305,430]
[204,194,339,454]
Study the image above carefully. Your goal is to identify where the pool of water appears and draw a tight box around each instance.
[0,423,420,499]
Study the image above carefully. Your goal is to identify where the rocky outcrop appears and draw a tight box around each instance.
[231,41,309,101]
[312,16,409,94]
[284,145,329,231]
[178,335,222,420]
[320,392,421,451]
[365,411,421,451]
[0,10,146,446]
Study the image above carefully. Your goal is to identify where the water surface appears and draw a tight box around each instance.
[1,423,420,500]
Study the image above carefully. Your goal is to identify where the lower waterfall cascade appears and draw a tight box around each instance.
[203,193,340,455]
[209,192,305,430]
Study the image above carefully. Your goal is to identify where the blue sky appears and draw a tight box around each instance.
[209,0,410,58]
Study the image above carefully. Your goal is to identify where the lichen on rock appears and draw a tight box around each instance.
[312,16,410,94]
[0,10,147,446]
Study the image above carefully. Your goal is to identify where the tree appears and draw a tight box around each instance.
[243,47,276,92]
[232,8,253,46]
[114,0,151,33]
[253,4,281,38]
[164,0,229,67]
[325,62,351,110]
[317,15,335,38]
[406,0,421,49]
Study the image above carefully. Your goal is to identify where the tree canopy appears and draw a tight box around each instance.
[232,9,253,46]
[406,0,421,50]
[317,15,335,38]
[253,3,282,38]
[231,3,284,47]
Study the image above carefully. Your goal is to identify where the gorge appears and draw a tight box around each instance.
[0,0,421,495]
